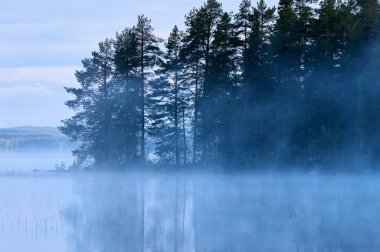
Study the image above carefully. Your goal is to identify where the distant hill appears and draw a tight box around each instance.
[0,126,76,151]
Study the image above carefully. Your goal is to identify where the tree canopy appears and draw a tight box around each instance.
[61,0,380,171]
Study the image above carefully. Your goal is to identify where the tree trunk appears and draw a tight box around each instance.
[140,34,146,165]
[192,63,199,165]
[182,104,187,166]
[175,67,180,167]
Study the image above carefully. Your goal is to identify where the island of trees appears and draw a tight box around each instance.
[60,0,380,171]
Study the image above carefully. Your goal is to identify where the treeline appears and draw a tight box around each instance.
[61,0,380,170]
[0,127,74,151]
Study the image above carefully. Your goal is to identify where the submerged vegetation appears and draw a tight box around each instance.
[60,0,380,170]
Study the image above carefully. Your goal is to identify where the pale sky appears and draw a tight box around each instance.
[0,0,277,128]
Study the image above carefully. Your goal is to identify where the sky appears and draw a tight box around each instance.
[0,0,277,128]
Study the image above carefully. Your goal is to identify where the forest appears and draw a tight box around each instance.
[0,127,73,151]
[60,0,380,170]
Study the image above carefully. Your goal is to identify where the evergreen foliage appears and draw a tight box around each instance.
[61,0,380,170]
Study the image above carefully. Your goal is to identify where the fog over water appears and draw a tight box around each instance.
[1,0,380,250]
[0,150,74,173]
[1,152,380,252]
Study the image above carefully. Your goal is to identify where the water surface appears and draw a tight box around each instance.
[0,155,379,251]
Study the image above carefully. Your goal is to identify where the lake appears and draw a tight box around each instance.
[0,152,380,251]
[0,150,74,174]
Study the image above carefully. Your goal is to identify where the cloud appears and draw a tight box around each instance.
[0,0,278,127]
[0,0,273,67]
[0,84,51,96]
[0,67,77,127]
[0,67,77,84]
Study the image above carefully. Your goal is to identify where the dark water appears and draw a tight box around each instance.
[0,154,379,251]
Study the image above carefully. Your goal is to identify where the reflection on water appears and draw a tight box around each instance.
[66,174,380,252]
[66,174,196,252]
[0,174,74,252]
[1,173,380,252]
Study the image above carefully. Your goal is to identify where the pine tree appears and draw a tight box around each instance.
[59,1,380,170]
[241,0,276,165]
[304,0,343,165]
[60,39,115,168]
[164,26,185,167]
[193,0,224,163]
[272,0,316,164]
[202,12,239,163]
[181,0,223,164]
[356,0,380,164]
[181,8,203,165]
[133,15,162,164]
[147,26,188,166]
[357,0,380,45]
[146,77,176,164]
[235,0,253,51]
[113,28,141,164]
